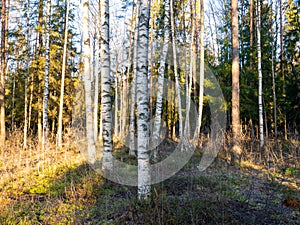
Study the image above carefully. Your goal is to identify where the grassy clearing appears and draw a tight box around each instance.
[0,132,299,224]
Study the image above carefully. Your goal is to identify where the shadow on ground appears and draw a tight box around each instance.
[0,141,299,224]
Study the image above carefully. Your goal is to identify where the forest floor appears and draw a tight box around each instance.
[0,135,299,224]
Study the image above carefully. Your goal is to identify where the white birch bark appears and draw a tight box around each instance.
[120,72,127,137]
[170,0,183,140]
[100,0,113,171]
[184,0,195,139]
[0,0,7,146]
[42,0,51,150]
[57,0,69,148]
[124,5,134,139]
[271,42,277,139]
[92,2,101,142]
[93,25,100,142]
[129,1,139,156]
[257,1,264,148]
[152,0,170,159]
[114,73,118,137]
[136,0,151,200]
[23,0,30,149]
[194,0,204,143]
[83,0,96,163]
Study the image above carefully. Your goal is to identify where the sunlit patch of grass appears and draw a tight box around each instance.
[1,131,299,224]
[240,160,264,171]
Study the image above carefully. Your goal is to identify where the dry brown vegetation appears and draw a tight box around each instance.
[0,130,299,224]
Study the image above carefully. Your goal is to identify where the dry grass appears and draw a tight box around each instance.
[0,130,299,224]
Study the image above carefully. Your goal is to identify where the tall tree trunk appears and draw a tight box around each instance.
[28,33,38,135]
[136,0,151,200]
[93,44,100,142]
[42,0,51,150]
[123,4,135,140]
[120,71,127,137]
[257,0,264,149]
[28,65,35,134]
[148,2,156,137]
[152,0,170,159]
[271,42,278,139]
[0,0,7,146]
[231,0,242,165]
[279,0,287,140]
[170,0,183,141]
[209,0,220,62]
[12,1,21,131]
[37,0,44,146]
[23,0,31,149]
[194,0,204,143]
[83,0,96,163]
[184,0,195,139]
[249,0,253,70]
[93,5,100,142]
[129,1,139,156]
[114,73,119,137]
[57,0,69,148]
[100,0,113,171]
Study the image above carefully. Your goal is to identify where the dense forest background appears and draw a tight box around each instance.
[0,0,299,224]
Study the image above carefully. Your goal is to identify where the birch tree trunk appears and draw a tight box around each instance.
[129,1,139,156]
[23,0,31,149]
[0,0,7,146]
[114,73,119,137]
[249,0,253,70]
[279,0,287,140]
[184,0,195,139]
[57,0,69,148]
[123,5,135,140]
[136,0,151,200]
[93,6,100,142]
[42,0,51,150]
[83,0,96,163]
[120,72,127,137]
[257,0,264,149]
[152,0,170,159]
[271,42,277,139]
[231,0,242,164]
[209,0,220,62]
[100,0,113,171]
[170,0,183,141]
[194,0,204,143]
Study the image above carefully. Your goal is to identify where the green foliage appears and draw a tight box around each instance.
[285,167,299,177]
[5,0,79,131]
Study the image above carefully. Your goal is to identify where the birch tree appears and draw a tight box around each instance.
[100,0,113,171]
[37,0,44,146]
[0,0,8,146]
[271,0,278,139]
[23,0,31,149]
[231,0,242,164]
[184,0,196,139]
[152,0,170,159]
[194,0,205,142]
[93,3,100,142]
[170,0,183,141]
[249,0,253,70]
[257,0,264,149]
[271,41,278,139]
[136,0,151,200]
[57,0,70,148]
[279,0,287,140]
[42,0,51,150]
[83,0,96,163]
[129,1,139,156]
